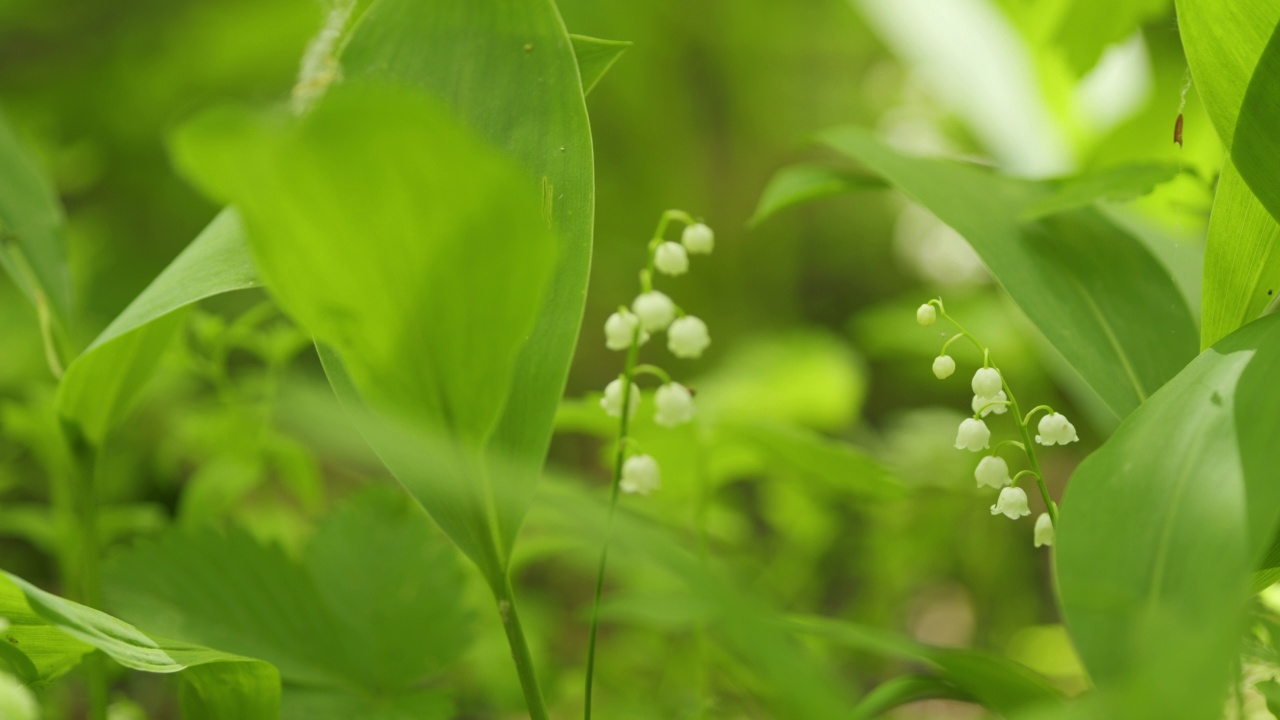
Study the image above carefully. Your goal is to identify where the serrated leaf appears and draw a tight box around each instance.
[570,34,631,95]
[817,127,1196,419]
[1057,312,1280,718]
[750,164,886,228]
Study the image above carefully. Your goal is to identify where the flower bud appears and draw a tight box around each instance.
[1034,512,1055,547]
[604,310,648,351]
[654,383,695,427]
[974,455,1011,489]
[971,367,1002,398]
[954,418,990,452]
[990,486,1031,519]
[632,291,676,331]
[601,378,641,419]
[932,355,956,379]
[916,304,936,326]
[654,242,690,276]
[971,391,1008,418]
[620,454,661,495]
[668,316,710,359]
[681,222,715,254]
[1035,412,1079,446]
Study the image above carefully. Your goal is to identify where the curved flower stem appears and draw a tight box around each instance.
[1002,377,1058,526]
[1011,469,1042,485]
[1022,404,1054,428]
[974,400,1012,417]
[993,439,1026,454]
[633,364,671,383]
[584,326,643,720]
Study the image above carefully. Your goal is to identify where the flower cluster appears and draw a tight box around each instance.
[600,212,714,496]
[918,298,1078,548]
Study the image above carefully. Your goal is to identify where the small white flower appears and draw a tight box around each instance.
[654,383,695,427]
[971,391,1008,418]
[916,304,936,326]
[932,355,956,379]
[1034,512,1055,547]
[1035,412,1079,446]
[954,418,990,452]
[990,486,1031,519]
[632,291,676,331]
[974,455,1012,489]
[971,367,1002,398]
[620,454,661,495]
[668,316,710,359]
[604,310,648,351]
[600,378,641,419]
[654,242,689,276]
[682,222,715,254]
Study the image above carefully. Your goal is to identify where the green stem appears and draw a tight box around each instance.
[692,426,713,718]
[584,328,642,720]
[1002,379,1057,526]
[494,575,549,720]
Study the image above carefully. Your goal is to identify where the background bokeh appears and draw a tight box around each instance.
[0,0,1214,717]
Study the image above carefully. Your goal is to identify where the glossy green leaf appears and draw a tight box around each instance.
[104,486,471,697]
[1057,312,1280,718]
[750,164,886,227]
[1233,21,1280,226]
[792,616,1063,715]
[1201,162,1280,349]
[570,34,631,95]
[849,675,969,720]
[0,106,71,326]
[818,127,1197,419]
[339,0,596,565]
[172,84,557,578]
[55,209,258,445]
[0,571,279,719]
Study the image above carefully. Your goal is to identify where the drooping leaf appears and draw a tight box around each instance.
[0,105,72,326]
[570,34,631,95]
[171,83,558,579]
[849,675,970,720]
[1057,312,1280,718]
[338,0,596,564]
[55,209,258,445]
[817,127,1196,419]
[104,486,471,701]
[750,163,886,228]
[0,572,279,719]
[1201,162,1280,349]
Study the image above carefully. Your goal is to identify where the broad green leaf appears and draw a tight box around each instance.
[1021,163,1179,219]
[1048,0,1167,75]
[0,106,71,326]
[104,486,471,699]
[750,164,886,228]
[718,421,901,499]
[1233,21,1280,226]
[339,0,596,564]
[1201,162,1280,349]
[55,209,258,445]
[0,572,279,719]
[1057,312,1280,718]
[850,675,969,720]
[792,616,1063,715]
[1257,678,1280,718]
[171,84,557,579]
[570,34,631,95]
[817,127,1197,418]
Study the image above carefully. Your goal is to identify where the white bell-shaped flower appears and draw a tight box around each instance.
[654,383,695,427]
[600,378,641,420]
[654,242,689,276]
[1034,512,1055,548]
[954,418,991,452]
[1035,412,1079,446]
[971,367,1002,398]
[604,310,648,351]
[974,455,1012,489]
[632,291,676,332]
[668,316,710,359]
[990,486,1031,519]
[681,222,715,254]
[932,355,956,379]
[971,391,1008,418]
[620,454,661,495]
[916,304,936,326]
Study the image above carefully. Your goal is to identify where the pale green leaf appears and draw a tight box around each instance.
[750,164,886,228]
[1057,313,1280,718]
[818,127,1197,418]
[570,34,631,95]
[1200,161,1280,349]
[1021,163,1179,219]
